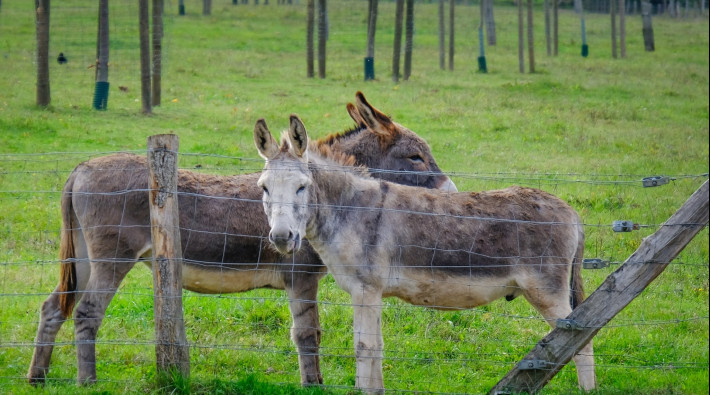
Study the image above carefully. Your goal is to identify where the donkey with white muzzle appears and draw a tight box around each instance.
[255,115,596,393]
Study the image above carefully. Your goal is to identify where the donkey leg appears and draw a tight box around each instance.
[573,340,597,390]
[285,273,323,385]
[524,290,597,391]
[74,259,134,384]
[27,287,66,384]
[351,285,384,394]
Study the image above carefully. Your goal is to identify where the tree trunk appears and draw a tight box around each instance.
[367,0,378,59]
[553,0,558,55]
[518,0,524,73]
[139,0,151,114]
[438,0,445,70]
[641,1,655,51]
[527,0,534,73]
[393,0,404,82]
[35,0,50,107]
[203,0,211,15]
[619,0,626,57]
[306,0,314,77]
[545,0,551,56]
[403,0,414,80]
[611,0,618,58]
[485,0,496,46]
[152,0,163,107]
[317,0,327,78]
[448,0,454,71]
[94,0,110,110]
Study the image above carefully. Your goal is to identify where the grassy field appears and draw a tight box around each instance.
[0,0,708,394]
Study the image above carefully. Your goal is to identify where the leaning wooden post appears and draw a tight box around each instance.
[147,134,190,382]
[490,180,709,394]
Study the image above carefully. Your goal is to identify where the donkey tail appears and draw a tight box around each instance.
[58,173,78,318]
[570,225,586,309]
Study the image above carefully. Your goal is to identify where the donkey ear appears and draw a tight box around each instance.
[346,102,366,128]
[354,91,398,142]
[254,118,279,160]
[288,114,309,159]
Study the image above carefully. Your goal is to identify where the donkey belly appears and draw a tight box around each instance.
[384,270,520,310]
[182,263,286,293]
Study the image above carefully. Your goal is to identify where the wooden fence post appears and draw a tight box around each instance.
[147,134,190,381]
[490,180,709,394]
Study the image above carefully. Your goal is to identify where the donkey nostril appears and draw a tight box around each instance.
[269,230,293,244]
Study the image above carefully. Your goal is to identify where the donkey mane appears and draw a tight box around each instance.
[276,132,370,177]
[315,124,366,147]
[307,139,371,178]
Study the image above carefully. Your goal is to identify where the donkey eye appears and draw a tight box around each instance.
[262,186,269,195]
[408,154,424,163]
[297,186,306,194]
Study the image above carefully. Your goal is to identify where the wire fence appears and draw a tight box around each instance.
[0,150,707,393]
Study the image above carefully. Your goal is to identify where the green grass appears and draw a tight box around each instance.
[0,1,708,394]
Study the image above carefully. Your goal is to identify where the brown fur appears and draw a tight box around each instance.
[28,92,457,386]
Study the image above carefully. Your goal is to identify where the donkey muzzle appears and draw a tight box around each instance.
[438,178,458,193]
[268,226,301,254]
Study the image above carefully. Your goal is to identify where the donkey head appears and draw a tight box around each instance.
[255,115,312,255]
[344,91,457,192]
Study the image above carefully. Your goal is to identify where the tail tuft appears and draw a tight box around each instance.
[57,183,78,318]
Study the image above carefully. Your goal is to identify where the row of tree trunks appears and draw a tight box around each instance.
[587,0,706,15]
[191,0,301,16]
[36,0,162,111]
[436,0,455,71]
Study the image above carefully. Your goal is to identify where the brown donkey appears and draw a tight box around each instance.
[28,92,456,385]
[255,116,596,393]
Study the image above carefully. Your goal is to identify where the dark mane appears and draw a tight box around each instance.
[314,123,366,147]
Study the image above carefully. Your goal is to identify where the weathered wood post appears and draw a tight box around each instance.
[490,180,709,394]
[147,134,190,383]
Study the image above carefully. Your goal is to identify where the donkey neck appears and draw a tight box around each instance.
[318,125,387,170]
[306,157,386,241]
